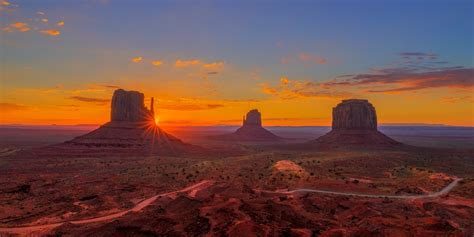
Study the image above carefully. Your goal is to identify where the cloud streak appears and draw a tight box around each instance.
[262,77,352,100]
[69,96,109,104]
[0,103,28,112]
[40,29,60,36]
[325,68,473,93]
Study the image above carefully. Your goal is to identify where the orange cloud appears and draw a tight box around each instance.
[298,52,327,64]
[41,18,48,23]
[281,52,327,65]
[203,61,224,70]
[158,103,224,111]
[69,96,109,105]
[326,68,474,93]
[262,77,352,100]
[442,96,474,104]
[175,59,201,68]
[40,29,60,36]
[0,103,28,112]
[57,21,65,26]
[151,60,163,66]
[1,1,11,6]
[131,56,143,63]
[6,22,30,32]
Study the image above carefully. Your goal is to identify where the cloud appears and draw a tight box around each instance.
[281,52,327,65]
[325,68,473,93]
[57,21,64,26]
[69,96,109,104]
[41,18,48,23]
[151,60,163,67]
[40,29,60,36]
[442,96,474,104]
[1,1,11,6]
[0,103,28,112]
[207,71,218,75]
[98,84,120,89]
[4,22,30,32]
[158,103,224,111]
[175,59,201,68]
[37,11,45,15]
[298,52,327,64]
[203,61,224,70]
[399,52,438,60]
[261,77,352,100]
[131,56,143,63]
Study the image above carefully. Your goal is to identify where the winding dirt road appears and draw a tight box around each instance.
[0,180,214,236]
[0,178,462,235]
[256,178,462,199]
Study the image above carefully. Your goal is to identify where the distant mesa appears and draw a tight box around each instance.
[211,109,282,142]
[311,99,400,148]
[53,89,194,156]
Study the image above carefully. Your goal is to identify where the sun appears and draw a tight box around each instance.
[154,117,159,125]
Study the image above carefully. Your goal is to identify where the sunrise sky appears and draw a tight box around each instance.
[1,0,473,127]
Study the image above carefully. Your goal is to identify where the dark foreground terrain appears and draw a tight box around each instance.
[0,127,473,236]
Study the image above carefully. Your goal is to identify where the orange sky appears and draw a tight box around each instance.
[1,1,473,127]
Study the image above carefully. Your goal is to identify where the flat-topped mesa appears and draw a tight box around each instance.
[243,109,262,127]
[332,99,377,130]
[311,99,400,148]
[54,89,197,156]
[210,109,282,141]
[110,89,154,122]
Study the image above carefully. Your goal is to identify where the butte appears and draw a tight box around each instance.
[310,99,400,148]
[211,109,282,142]
[46,89,195,156]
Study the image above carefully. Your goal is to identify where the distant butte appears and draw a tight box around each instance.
[52,89,195,156]
[311,99,400,148]
[211,109,282,142]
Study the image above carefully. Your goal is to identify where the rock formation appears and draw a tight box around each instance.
[332,99,377,130]
[110,89,154,122]
[210,109,282,142]
[243,109,262,127]
[53,89,195,156]
[312,99,400,148]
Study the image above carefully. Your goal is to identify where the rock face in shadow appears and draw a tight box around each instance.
[312,99,400,148]
[332,99,377,130]
[211,109,282,142]
[51,89,197,156]
[243,109,262,127]
[111,89,153,122]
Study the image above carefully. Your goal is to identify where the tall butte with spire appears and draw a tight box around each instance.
[311,99,400,148]
[57,89,193,156]
[211,109,282,141]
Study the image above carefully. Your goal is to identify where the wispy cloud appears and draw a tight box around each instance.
[203,61,224,70]
[40,29,60,36]
[69,96,109,105]
[175,59,201,68]
[319,52,473,93]
[4,22,30,32]
[442,96,474,104]
[0,103,28,112]
[131,56,143,63]
[399,52,437,60]
[57,21,64,26]
[151,60,163,67]
[157,98,224,111]
[262,77,352,100]
[281,52,328,65]
[325,67,473,93]
[298,52,327,64]
[158,103,224,111]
